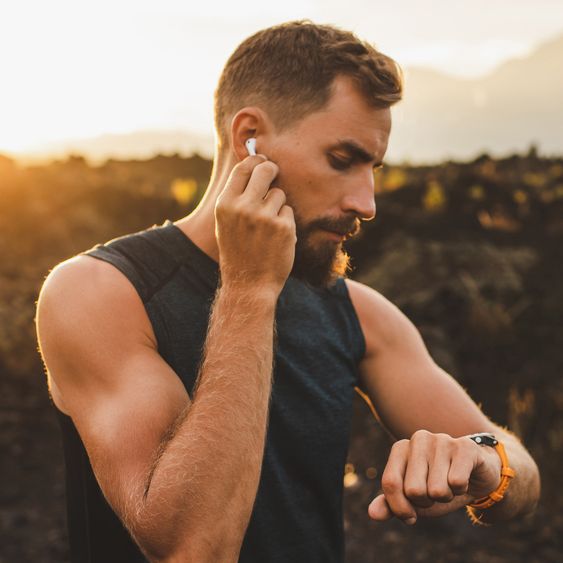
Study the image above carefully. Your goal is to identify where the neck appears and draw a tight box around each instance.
[173,150,238,263]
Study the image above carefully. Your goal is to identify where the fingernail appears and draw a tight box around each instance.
[405,517,417,526]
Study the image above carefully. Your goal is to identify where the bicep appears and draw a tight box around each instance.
[361,341,496,440]
[349,280,498,441]
[36,257,191,519]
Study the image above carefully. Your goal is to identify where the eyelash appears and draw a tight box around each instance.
[328,154,383,173]
[328,154,352,170]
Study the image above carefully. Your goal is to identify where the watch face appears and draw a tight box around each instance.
[469,433,498,446]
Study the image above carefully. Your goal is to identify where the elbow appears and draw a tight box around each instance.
[125,508,179,562]
[128,529,174,563]
[142,541,242,563]
[130,483,250,561]
[133,521,243,563]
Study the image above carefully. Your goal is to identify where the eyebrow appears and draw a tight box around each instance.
[329,139,384,168]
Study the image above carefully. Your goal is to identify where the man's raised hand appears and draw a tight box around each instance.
[215,155,296,297]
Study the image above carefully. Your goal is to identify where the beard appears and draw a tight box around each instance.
[290,213,362,289]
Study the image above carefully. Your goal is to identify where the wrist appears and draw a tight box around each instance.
[217,282,280,310]
[466,433,516,511]
[480,445,503,494]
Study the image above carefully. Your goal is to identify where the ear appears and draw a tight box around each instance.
[229,107,271,161]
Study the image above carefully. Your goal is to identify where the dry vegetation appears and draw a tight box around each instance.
[0,149,561,562]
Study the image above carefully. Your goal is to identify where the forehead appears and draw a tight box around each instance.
[291,76,392,156]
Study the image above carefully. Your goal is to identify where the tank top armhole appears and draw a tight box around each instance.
[80,247,150,304]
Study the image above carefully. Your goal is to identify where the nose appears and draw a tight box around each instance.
[340,169,377,221]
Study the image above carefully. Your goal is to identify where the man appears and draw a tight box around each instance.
[36,20,540,563]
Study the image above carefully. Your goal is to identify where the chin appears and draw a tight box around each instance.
[291,241,351,289]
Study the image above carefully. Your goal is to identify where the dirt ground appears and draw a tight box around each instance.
[1,364,559,563]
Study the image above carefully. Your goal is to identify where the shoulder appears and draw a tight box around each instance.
[41,253,129,292]
[37,254,157,356]
[40,254,143,312]
[37,255,158,412]
[344,278,420,358]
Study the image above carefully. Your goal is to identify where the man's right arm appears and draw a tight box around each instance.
[36,156,295,562]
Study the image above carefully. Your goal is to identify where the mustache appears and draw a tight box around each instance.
[303,216,362,239]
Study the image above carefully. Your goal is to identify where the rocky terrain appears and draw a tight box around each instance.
[0,150,561,562]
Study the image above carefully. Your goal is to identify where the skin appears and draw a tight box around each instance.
[37,75,540,562]
[186,75,540,526]
[348,279,540,525]
[38,157,291,562]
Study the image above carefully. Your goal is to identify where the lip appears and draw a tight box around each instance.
[322,229,347,241]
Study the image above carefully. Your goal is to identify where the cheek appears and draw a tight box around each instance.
[283,180,318,221]
[281,163,326,199]
[272,149,334,213]
[275,167,311,205]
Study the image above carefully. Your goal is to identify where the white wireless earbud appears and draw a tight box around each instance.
[245,138,257,156]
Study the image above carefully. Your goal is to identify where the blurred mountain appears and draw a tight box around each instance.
[10,33,562,166]
[16,129,214,165]
[389,33,563,163]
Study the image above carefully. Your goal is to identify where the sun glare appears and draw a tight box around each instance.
[1,1,561,160]
[0,4,220,155]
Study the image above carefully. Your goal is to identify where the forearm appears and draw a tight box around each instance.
[473,429,541,524]
[136,285,277,560]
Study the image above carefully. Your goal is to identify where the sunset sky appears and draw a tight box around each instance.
[2,0,562,158]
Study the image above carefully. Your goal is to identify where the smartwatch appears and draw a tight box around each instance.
[468,432,498,447]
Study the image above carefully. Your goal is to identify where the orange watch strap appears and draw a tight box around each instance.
[466,440,516,523]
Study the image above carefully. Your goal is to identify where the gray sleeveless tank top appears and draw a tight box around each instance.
[58,219,366,562]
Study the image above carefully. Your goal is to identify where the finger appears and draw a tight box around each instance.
[278,204,295,225]
[221,155,268,198]
[262,187,287,214]
[380,440,418,521]
[368,493,393,521]
[403,442,433,509]
[447,451,474,496]
[240,161,279,201]
[426,447,455,503]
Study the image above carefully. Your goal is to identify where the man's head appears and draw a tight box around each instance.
[213,21,403,287]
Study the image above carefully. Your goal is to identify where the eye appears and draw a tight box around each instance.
[328,154,352,171]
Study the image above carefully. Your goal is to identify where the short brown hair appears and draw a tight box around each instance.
[214,20,403,150]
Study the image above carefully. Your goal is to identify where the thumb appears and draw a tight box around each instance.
[368,494,393,521]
